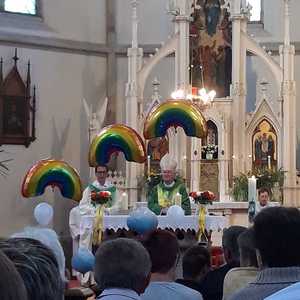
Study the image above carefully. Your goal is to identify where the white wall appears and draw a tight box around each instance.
[116,0,173,45]
[0,48,106,237]
[43,0,106,43]
[261,0,300,43]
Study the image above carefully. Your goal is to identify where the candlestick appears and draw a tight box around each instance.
[268,155,271,170]
[147,155,151,178]
[248,175,257,223]
[174,192,182,207]
[121,192,128,211]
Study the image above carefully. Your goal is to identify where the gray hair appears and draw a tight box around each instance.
[0,238,63,300]
[95,238,151,292]
[222,225,247,263]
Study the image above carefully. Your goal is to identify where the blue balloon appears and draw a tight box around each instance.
[127,206,158,234]
[71,248,95,274]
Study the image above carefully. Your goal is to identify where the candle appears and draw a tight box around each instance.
[147,155,151,178]
[121,192,128,211]
[268,155,271,170]
[174,192,182,207]
[248,176,257,223]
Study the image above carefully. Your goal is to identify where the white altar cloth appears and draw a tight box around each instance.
[103,215,228,231]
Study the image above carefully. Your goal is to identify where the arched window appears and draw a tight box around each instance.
[0,0,37,15]
[247,0,262,22]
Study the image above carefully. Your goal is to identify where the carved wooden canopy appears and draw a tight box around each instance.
[0,49,36,147]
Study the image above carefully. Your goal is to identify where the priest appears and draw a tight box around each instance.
[148,154,191,215]
[78,165,117,248]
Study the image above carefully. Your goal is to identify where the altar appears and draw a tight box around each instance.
[103,214,228,232]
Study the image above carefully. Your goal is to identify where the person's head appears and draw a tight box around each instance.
[254,207,300,268]
[182,245,211,281]
[95,165,108,185]
[12,227,66,282]
[142,229,179,279]
[222,226,247,265]
[95,238,151,295]
[160,154,177,184]
[0,249,28,300]
[237,227,258,268]
[0,238,63,300]
[258,187,270,207]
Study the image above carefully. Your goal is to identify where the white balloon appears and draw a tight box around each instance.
[34,202,54,226]
[167,205,184,217]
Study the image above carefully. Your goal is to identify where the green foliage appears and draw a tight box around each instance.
[231,168,285,202]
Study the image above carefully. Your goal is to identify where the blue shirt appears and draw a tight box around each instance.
[97,288,141,300]
[141,282,202,300]
[264,282,300,300]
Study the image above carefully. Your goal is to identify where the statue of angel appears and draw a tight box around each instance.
[82,97,108,142]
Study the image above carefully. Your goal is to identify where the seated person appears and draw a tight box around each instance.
[0,249,28,300]
[229,207,300,300]
[141,229,202,300]
[147,154,191,215]
[95,238,151,300]
[199,226,246,300]
[0,237,63,300]
[222,227,258,300]
[176,245,211,294]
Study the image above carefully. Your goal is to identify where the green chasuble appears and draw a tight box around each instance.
[147,180,191,215]
[89,183,116,208]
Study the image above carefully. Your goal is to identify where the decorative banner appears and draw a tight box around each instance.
[143,100,207,139]
[89,124,146,166]
[22,159,83,201]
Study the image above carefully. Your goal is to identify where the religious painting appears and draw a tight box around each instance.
[190,0,232,97]
[252,120,277,170]
[201,120,218,159]
[147,136,169,175]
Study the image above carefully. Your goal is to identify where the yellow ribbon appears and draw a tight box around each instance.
[92,205,104,246]
[197,205,207,242]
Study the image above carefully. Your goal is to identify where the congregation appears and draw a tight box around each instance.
[0,205,300,300]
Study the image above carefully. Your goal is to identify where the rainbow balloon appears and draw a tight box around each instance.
[22,159,83,202]
[143,100,207,139]
[89,124,146,166]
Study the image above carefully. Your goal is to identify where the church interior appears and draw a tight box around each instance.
[1,0,300,298]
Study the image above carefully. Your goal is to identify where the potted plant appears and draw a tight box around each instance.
[231,168,285,202]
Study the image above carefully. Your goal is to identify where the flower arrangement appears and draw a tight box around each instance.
[201,144,218,155]
[189,191,215,205]
[91,190,112,205]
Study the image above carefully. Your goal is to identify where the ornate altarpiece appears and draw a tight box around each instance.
[0,49,36,147]
[190,0,232,97]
